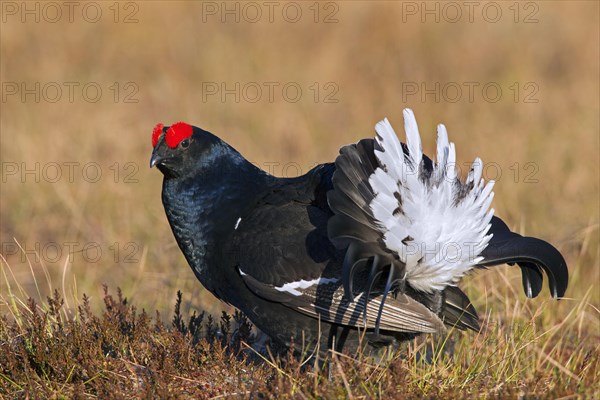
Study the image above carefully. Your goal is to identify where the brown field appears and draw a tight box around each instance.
[1,1,598,398]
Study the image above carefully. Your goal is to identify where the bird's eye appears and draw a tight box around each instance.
[180,139,190,148]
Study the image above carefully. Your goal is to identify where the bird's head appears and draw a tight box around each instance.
[150,122,232,179]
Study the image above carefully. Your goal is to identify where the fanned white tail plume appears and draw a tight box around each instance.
[369,108,495,292]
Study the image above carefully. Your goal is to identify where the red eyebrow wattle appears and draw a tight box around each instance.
[165,122,193,148]
[152,123,164,148]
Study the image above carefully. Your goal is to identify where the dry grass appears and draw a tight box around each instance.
[1,1,598,398]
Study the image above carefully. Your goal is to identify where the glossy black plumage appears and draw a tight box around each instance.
[150,117,568,355]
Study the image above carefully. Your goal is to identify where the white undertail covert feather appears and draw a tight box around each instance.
[369,109,495,292]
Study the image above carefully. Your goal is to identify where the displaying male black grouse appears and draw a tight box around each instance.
[150,109,568,354]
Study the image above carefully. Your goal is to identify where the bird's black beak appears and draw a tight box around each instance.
[150,151,164,168]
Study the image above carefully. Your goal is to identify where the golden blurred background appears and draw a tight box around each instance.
[1,1,598,320]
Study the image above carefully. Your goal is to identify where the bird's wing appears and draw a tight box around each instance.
[441,286,480,331]
[229,165,445,334]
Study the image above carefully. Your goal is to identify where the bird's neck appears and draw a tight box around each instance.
[161,156,272,292]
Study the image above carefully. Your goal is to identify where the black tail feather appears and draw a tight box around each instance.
[479,216,568,298]
[363,255,383,325]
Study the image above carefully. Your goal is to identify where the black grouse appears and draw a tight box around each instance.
[150,109,568,354]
